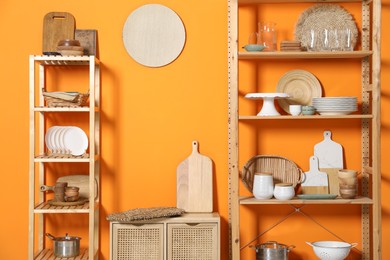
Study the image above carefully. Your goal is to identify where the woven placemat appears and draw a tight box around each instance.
[294,4,358,49]
[107,207,185,222]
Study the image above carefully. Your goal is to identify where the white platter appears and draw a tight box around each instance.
[317,110,357,115]
[45,126,88,155]
[63,127,88,156]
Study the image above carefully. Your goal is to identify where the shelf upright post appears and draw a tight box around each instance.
[371,0,382,258]
[228,0,240,259]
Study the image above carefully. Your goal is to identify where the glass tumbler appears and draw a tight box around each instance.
[306,29,318,52]
[258,22,277,51]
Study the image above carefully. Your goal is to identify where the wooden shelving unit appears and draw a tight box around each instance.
[28,55,101,259]
[227,0,382,259]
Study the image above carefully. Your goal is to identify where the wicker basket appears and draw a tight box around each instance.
[43,90,89,107]
[241,155,304,192]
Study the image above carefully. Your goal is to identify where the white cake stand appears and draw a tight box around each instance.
[245,93,290,116]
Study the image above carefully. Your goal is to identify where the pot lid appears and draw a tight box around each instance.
[49,233,81,241]
[257,241,289,249]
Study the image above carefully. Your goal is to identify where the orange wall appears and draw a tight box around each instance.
[0,0,389,259]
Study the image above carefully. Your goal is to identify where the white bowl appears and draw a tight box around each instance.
[306,241,357,260]
[273,183,295,200]
[242,44,266,52]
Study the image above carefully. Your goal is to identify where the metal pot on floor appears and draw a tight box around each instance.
[250,241,295,260]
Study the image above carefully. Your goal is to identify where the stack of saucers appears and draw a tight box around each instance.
[312,97,358,115]
[280,40,302,52]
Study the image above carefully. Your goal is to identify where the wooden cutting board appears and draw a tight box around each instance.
[57,175,98,200]
[176,141,213,212]
[314,130,344,195]
[301,156,329,194]
[42,12,75,53]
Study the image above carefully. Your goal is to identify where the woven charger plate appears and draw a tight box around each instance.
[276,70,322,114]
[294,4,358,49]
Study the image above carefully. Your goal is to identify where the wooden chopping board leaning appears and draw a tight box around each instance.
[176,141,213,212]
[42,12,75,54]
[40,174,98,200]
[301,156,329,194]
[314,130,344,195]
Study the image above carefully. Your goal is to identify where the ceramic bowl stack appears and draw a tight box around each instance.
[57,39,84,56]
[312,97,358,115]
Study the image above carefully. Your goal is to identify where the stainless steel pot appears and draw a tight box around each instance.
[46,233,81,257]
[251,241,295,260]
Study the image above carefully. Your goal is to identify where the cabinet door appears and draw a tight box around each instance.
[167,222,219,260]
[111,223,164,260]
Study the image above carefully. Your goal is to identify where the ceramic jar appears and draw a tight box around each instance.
[253,173,274,200]
[273,183,295,200]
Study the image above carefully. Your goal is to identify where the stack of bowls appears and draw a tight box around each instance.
[338,170,358,199]
[64,186,80,202]
[302,105,316,115]
[57,39,84,56]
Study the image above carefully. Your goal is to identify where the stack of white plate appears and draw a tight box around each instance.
[45,126,88,156]
[312,97,358,115]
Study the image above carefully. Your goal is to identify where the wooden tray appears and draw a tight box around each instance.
[48,198,88,206]
[241,155,304,192]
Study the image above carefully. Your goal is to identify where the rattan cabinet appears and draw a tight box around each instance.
[28,55,101,259]
[110,213,220,260]
[227,0,381,259]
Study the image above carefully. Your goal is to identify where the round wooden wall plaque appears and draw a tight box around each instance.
[123,4,186,67]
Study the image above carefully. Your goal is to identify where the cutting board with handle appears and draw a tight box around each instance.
[177,141,213,212]
[40,175,98,200]
[314,130,344,195]
[301,156,329,194]
[42,12,76,53]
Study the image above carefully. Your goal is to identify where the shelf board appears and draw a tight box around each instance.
[239,0,362,3]
[34,153,90,162]
[35,248,89,260]
[239,114,373,120]
[34,106,90,112]
[238,50,372,60]
[34,201,92,213]
[240,196,373,204]
[32,55,100,65]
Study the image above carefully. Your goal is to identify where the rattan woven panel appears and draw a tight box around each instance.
[167,223,218,260]
[113,223,164,260]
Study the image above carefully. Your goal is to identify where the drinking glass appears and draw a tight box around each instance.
[258,22,277,51]
[306,29,318,51]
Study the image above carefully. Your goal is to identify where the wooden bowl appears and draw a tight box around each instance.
[339,188,357,199]
[65,194,80,202]
[58,39,80,47]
